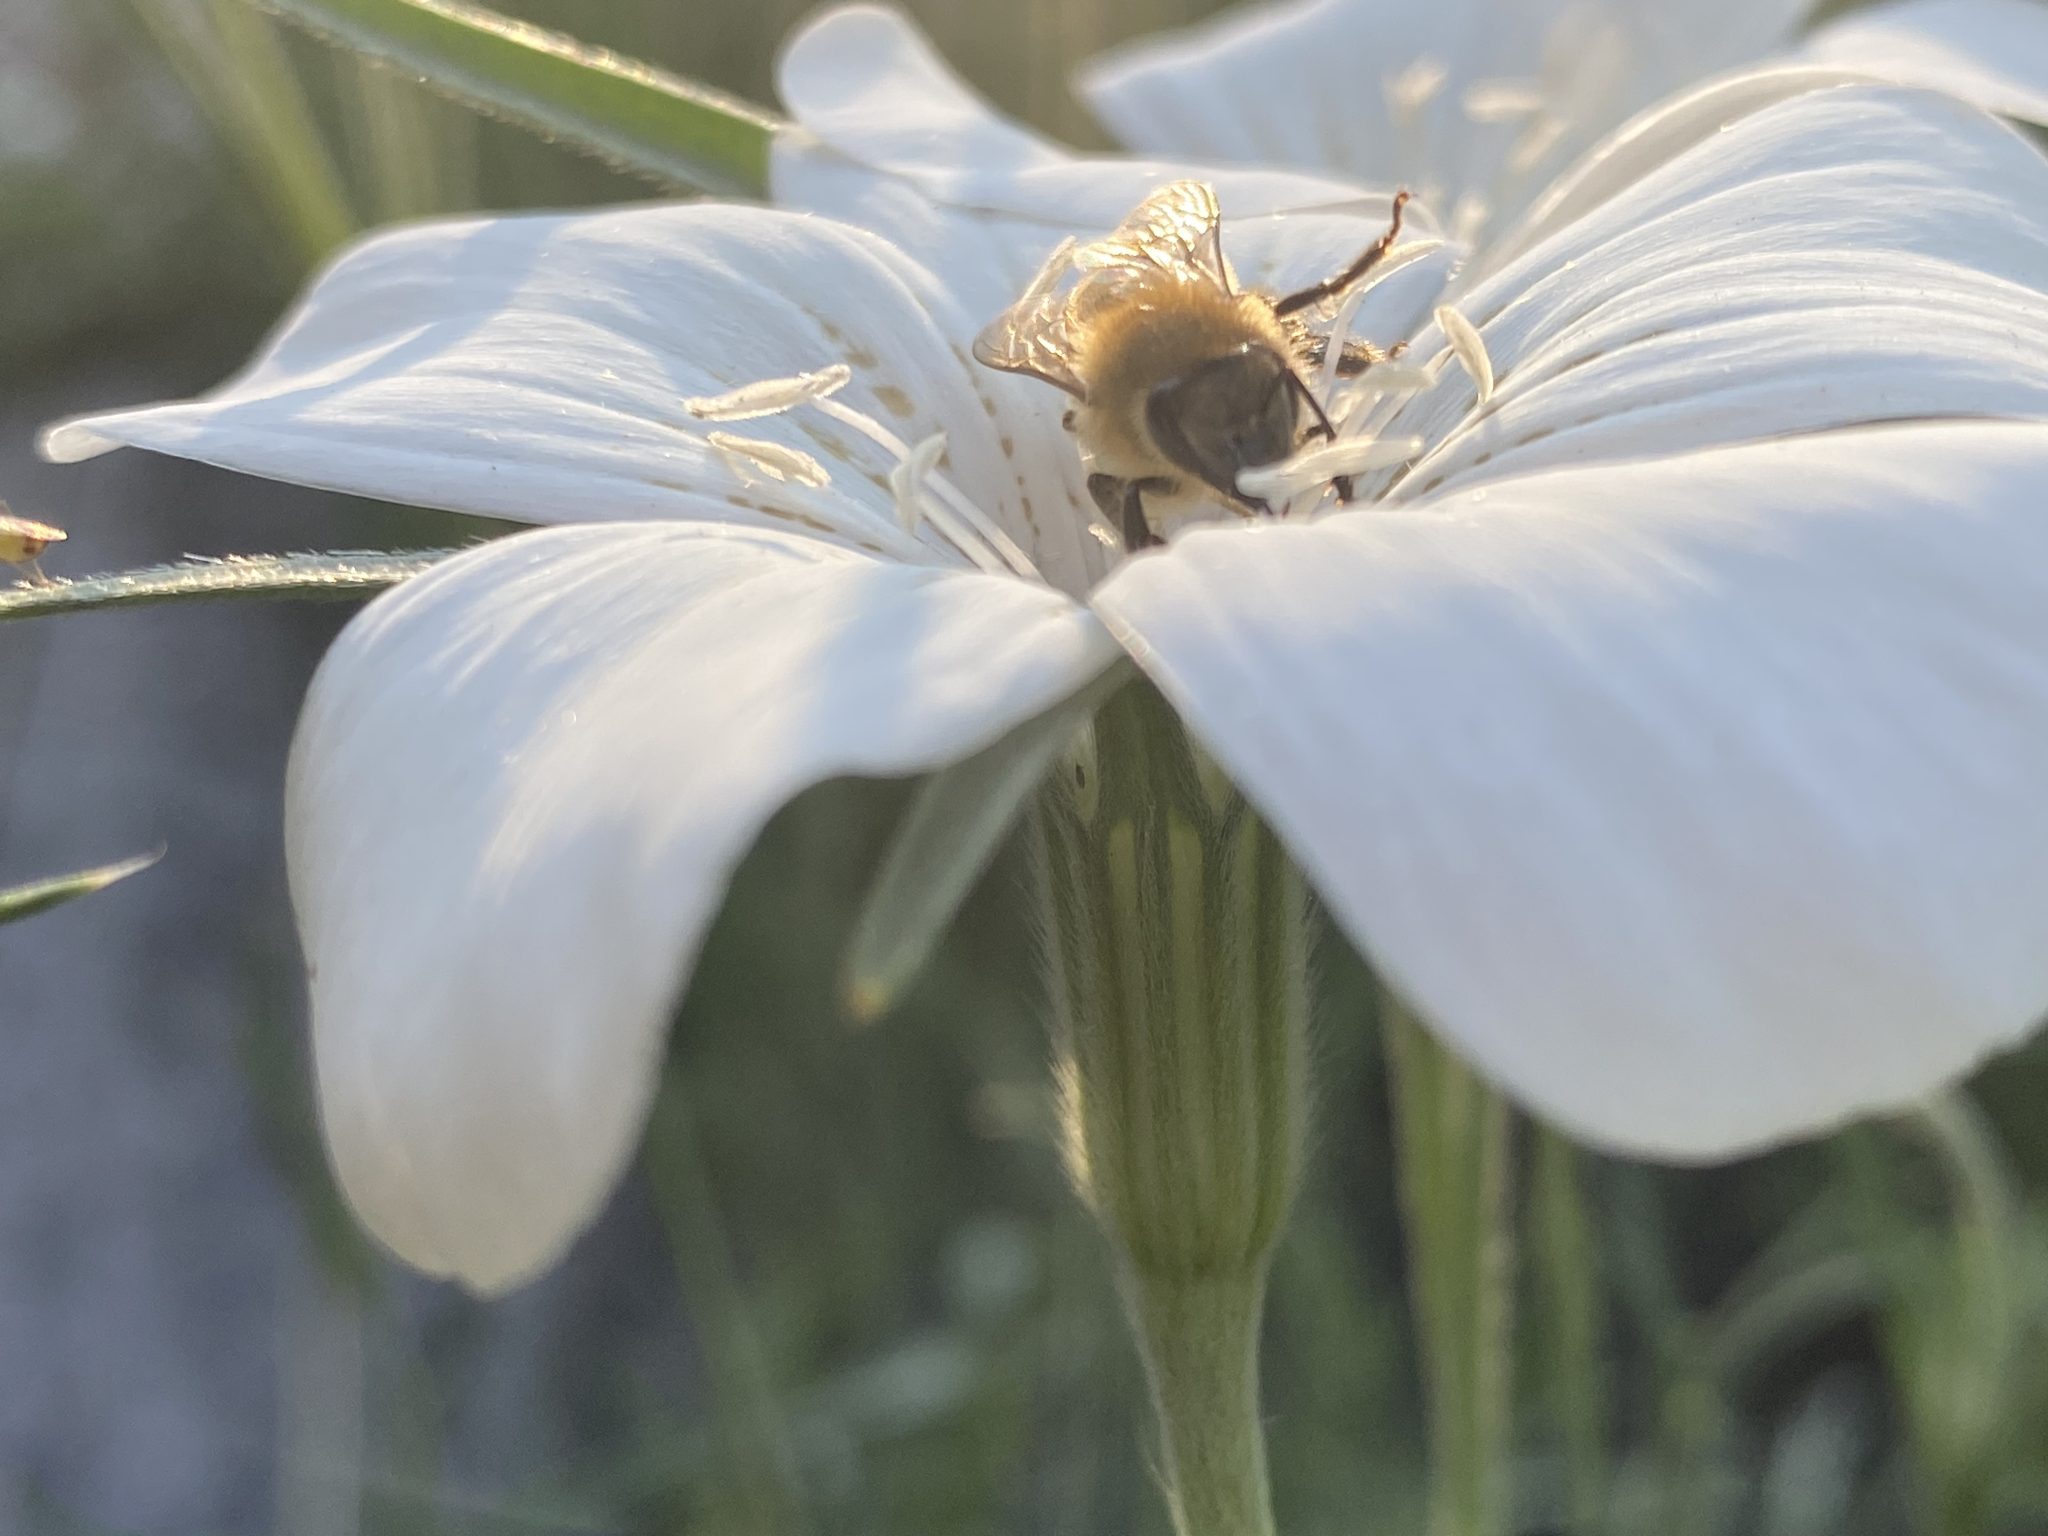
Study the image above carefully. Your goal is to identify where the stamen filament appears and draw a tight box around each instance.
[1310,240,1441,404]
[889,432,948,536]
[810,397,1041,581]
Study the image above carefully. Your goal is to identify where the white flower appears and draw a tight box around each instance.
[41,6,2048,1292]
[1067,0,2048,262]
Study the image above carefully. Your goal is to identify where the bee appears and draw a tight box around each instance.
[973,180,1409,551]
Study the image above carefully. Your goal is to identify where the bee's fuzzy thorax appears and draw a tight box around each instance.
[1070,272,1291,479]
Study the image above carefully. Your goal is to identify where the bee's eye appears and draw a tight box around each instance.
[1146,347,1298,505]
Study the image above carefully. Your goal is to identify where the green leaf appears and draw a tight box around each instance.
[842,663,1132,1024]
[0,851,163,926]
[0,548,458,623]
[250,0,779,196]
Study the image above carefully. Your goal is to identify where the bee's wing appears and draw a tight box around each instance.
[972,182,1233,401]
[972,235,1091,400]
[1080,180,1230,292]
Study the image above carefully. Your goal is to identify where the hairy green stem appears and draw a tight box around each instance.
[1039,683,1308,1536]
[1130,1271,1276,1536]
[1385,997,1516,1536]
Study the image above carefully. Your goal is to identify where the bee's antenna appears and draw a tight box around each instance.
[1272,191,1411,319]
[1280,369,1356,504]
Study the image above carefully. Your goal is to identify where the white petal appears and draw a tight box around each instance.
[1372,86,2048,505]
[1489,65,1869,273]
[41,204,1056,576]
[772,3,1371,242]
[294,522,1116,1291]
[1806,0,2048,126]
[1094,423,2048,1158]
[1075,0,1811,229]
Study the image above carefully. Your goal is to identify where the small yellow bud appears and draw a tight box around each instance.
[0,505,66,583]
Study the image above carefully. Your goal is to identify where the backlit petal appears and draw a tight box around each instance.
[293,523,1114,1291]
[1075,0,1811,226]
[42,204,1062,577]
[1366,87,2048,505]
[1094,423,2048,1157]
[1807,0,2048,125]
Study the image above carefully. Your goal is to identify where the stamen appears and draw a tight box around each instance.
[1314,285,1373,404]
[1309,240,1440,404]
[809,396,1040,581]
[686,364,851,422]
[1384,57,1447,124]
[889,432,947,535]
[1435,305,1496,405]
[1460,79,1549,123]
[1507,112,1571,177]
[1237,435,1427,502]
[708,431,831,489]
[1337,363,1437,407]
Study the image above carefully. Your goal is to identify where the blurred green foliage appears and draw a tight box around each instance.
[10,0,2048,1532]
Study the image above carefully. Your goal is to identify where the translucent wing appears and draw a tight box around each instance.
[1078,180,1229,290]
[973,235,1090,399]
[972,181,1233,401]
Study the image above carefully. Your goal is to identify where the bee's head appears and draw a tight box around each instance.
[1144,344,1300,514]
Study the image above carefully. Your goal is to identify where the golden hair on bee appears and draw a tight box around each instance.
[973,181,1409,551]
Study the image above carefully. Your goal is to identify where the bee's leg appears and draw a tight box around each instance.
[1089,472,1161,552]
[1299,334,1391,379]
[1272,190,1410,319]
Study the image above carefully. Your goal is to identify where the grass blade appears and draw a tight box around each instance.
[250,0,779,195]
[0,851,163,926]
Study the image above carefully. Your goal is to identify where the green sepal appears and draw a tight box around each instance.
[250,0,779,195]
[0,850,162,926]
[842,661,1133,1024]
[0,549,458,623]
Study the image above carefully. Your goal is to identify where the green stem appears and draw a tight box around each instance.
[1038,683,1309,1536]
[1385,996,1516,1536]
[1128,1270,1276,1536]
[0,549,456,622]
[641,1084,811,1536]
[1530,1130,1608,1532]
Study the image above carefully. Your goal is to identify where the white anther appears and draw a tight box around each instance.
[1384,57,1448,123]
[1434,306,1496,405]
[686,364,852,422]
[1451,192,1492,249]
[889,432,947,535]
[1507,112,1571,176]
[1351,363,1439,398]
[1461,79,1549,123]
[1237,435,1427,502]
[708,431,831,489]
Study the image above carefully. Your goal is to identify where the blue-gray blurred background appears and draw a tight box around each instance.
[2,2,2046,1534]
